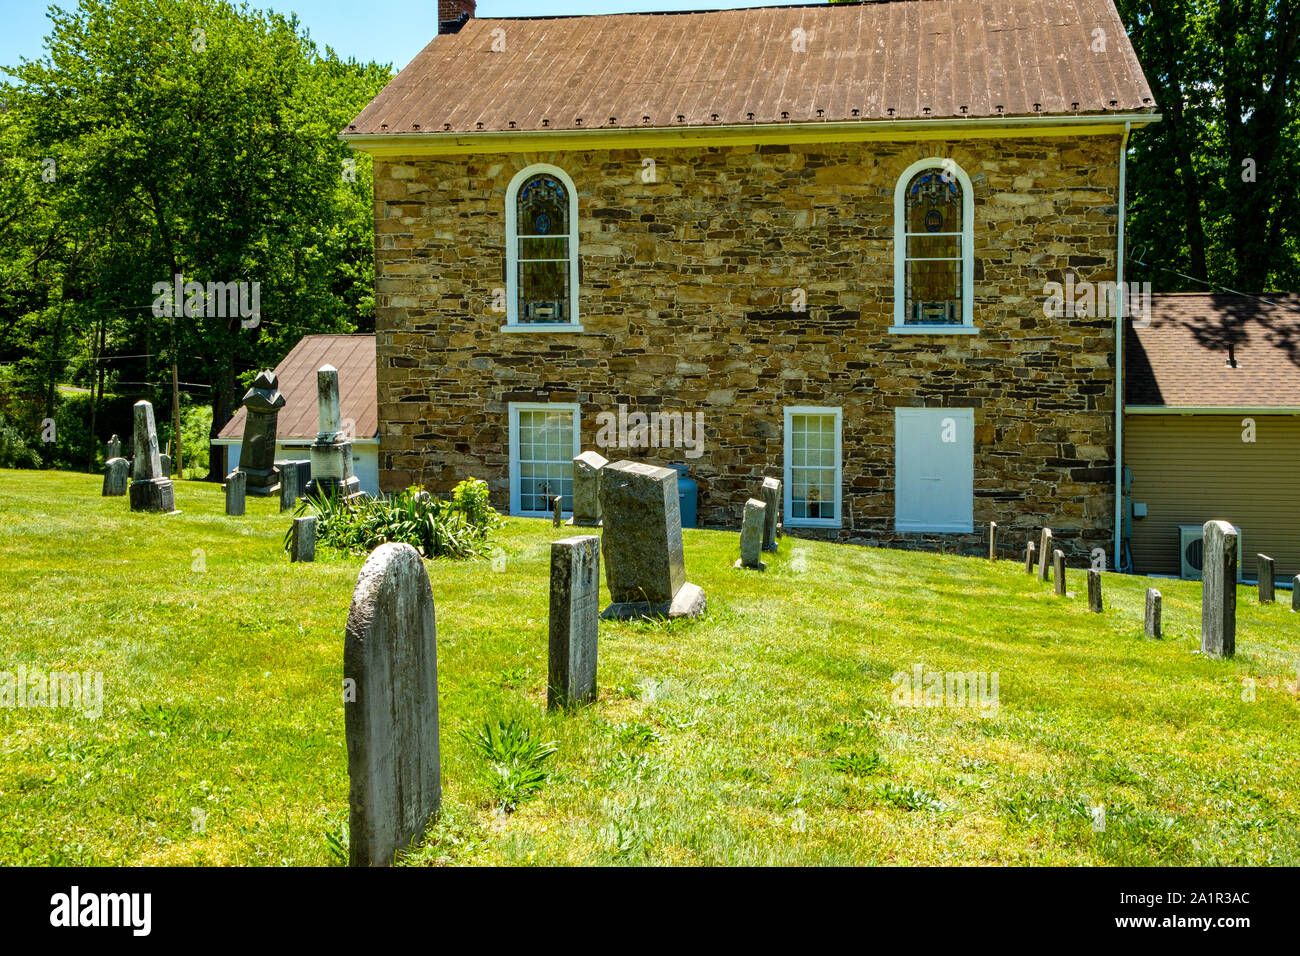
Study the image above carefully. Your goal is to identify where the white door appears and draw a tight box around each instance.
[894,408,974,532]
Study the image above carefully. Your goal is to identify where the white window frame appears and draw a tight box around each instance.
[892,157,977,335]
[508,402,581,517]
[783,406,843,529]
[893,407,975,533]
[504,164,582,332]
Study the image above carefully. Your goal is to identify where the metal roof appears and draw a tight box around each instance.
[217,334,378,441]
[343,0,1156,138]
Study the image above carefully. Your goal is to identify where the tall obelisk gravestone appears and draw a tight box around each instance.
[128,401,175,513]
[306,364,361,500]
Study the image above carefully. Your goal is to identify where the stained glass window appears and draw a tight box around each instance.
[904,168,963,325]
[515,174,571,323]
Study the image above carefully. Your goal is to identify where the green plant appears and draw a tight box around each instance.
[323,812,349,865]
[0,412,41,468]
[828,750,885,776]
[874,782,950,813]
[459,717,558,812]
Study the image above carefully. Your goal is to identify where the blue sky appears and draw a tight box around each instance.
[1,0,808,73]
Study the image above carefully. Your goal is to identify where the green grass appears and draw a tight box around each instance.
[1,469,1298,865]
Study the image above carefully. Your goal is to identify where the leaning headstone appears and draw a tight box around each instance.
[552,495,563,528]
[279,463,300,513]
[1024,541,1037,574]
[1053,550,1066,597]
[290,515,316,563]
[1257,554,1275,604]
[106,434,121,459]
[305,365,361,500]
[735,498,767,571]
[548,535,600,710]
[238,370,285,496]
[128,401,175,513]
[159,452,173,478]
[760,477,781,552]
[1200,520,1237,658]
[102,457,128,497]
[599,460,706,619]
[568,451,607,527]
[1293,575,1300,613]
[344,542,440,866]
[1037,528,1053,582]
[1145,588,1162,638]
[1087,569,1103,613]
[988,521,997,561]
[224,469,246,516]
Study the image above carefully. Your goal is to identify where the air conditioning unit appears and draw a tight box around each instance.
[1179,524,1243,581]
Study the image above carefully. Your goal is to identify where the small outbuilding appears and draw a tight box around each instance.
[213,334,380,495]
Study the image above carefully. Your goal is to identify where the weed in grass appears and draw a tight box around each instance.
[322,811,349,866]
[607,721,660,747]
[827,751,885,776]
[460,717,558,812]
[493,664,530,688]
[874,782,950,813]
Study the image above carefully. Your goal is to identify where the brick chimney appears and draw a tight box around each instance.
[438,0,475,34]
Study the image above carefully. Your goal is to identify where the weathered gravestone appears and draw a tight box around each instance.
[1293,575,1300,613]
[568,451,607,527]
[238,371,285,496]
[1053,550,1066,597]
[279,463,300,513]
[548,535,600,710]
[1038,528,1053,582]
[1200,520,1238,658]
[552,495,563,528]
[1087,569,1103,613]
[159,452,173,478]
[760,477,781,552]
[735,498,767,571]
[599,460,706,620]
[106,434,121,459]
[102,458,128,497]
[1024,541,1037,574]
[224,469,247,516]
[988,522,997,561]
[344,543,441,866]
[128,401,176,513]
[306,365,361,500]
[290,516,316,563]
[1258,554,1275,604]
[1145,588,1162,638]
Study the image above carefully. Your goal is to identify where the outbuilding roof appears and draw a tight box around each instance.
[1125,294,1300,408]
[217,334,378,441]
[343,0,1156,138]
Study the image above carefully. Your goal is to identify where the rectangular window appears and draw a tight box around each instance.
[894,408,974,532]
[784,407,842,528]
[509,403,580,517]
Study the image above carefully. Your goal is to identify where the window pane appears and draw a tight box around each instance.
[517,409,574,513]
[906,169,961,235]
[519,261,570,322]
[906,233,960,260]
[516,175,569,235]
[905,259,962,325]
[788,413,837,521]
[518,236,569,260]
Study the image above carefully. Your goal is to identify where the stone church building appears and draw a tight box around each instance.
[342,0,1158,560]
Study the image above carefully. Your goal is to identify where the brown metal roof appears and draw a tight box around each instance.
[1126,294,1300,408]
[343,0,1155,137]
[217,334,378,441]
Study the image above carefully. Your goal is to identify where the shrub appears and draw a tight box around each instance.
[0,413,41,468]
[460,717,557,812]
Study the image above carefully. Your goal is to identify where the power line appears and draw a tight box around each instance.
[1130,252,1300,317]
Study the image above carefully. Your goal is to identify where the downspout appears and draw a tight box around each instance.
[1114,120,1131,571]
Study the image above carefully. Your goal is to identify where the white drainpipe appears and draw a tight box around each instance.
[1114,120,1132,571]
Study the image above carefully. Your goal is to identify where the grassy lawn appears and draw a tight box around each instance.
[1,468,1298,866]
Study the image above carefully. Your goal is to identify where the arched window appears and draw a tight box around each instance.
[505,164,580,329]
[892,158,976,333]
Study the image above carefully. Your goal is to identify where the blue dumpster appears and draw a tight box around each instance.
[670,464,698,528]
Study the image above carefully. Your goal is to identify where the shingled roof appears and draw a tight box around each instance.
[217,335,378,441]
[343,0,1156,138]
[1125,294,1300,408]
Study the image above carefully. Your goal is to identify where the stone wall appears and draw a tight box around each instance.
[372,135,1121,560]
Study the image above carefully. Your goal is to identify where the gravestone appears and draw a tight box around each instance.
[568,451,607,527]
[734,498,767,571]
[106,434,121,459]
[159,453,173,478]
[224,469,246,516]
[290,515,316,563]
[1024,541,1037,574]
[1257,554,1275,604]
[1293,575,1300,612]
[548,535,600,710]
[1087,569,1103,613]
[1200,520,1237,658]
[1145,588,1162,638]
[102,458,128,497]
[1053,550,1066,597]
[279,463,300,513]
[988,522,997,561]
[305,365,361,500]
[344,543,441,866]
[128,401,175,513]
[599,460,706,620]
[760,477,781,552]
[552,495,563,528]
[238,370,285,496]
[1037,528,1053,582]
